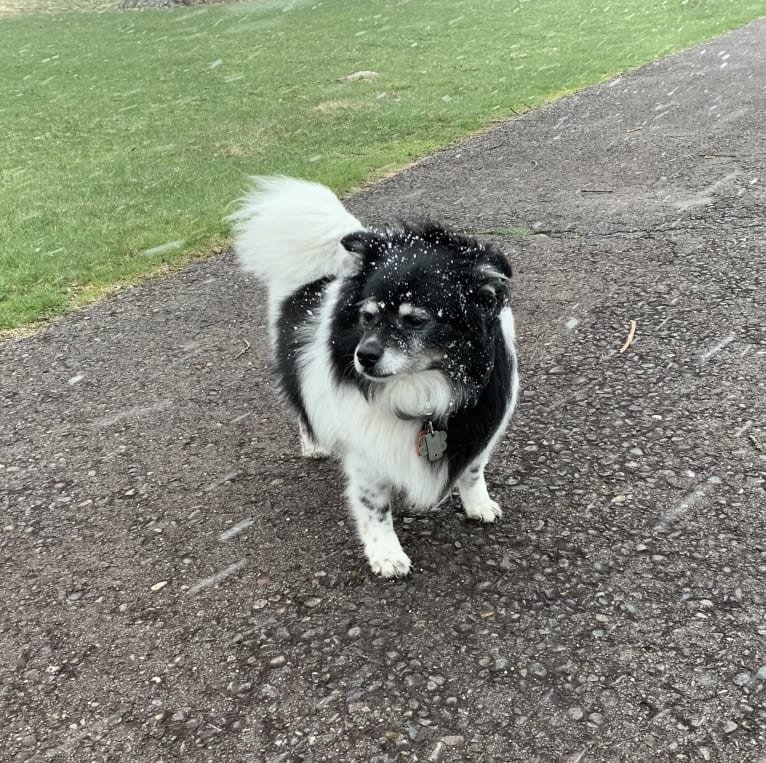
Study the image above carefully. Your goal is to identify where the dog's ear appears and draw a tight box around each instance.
[340,230,384,256]
[474,264,511,317]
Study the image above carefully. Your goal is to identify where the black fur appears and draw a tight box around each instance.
[275,276,332,440]
[442,333,514,482]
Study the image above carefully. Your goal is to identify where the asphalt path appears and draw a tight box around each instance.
[1,17,765,763]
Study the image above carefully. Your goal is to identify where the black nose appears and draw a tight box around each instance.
[356,339,383,369]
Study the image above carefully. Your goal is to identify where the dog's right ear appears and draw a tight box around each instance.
[340,230,384,256]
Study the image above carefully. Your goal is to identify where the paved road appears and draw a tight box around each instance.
[2,18,765,763]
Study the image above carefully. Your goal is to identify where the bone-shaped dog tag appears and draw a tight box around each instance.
[417,429,448,462]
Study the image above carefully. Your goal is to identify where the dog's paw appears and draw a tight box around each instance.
[368,549,412,579]
[463,498,503,523]
[301,441,331,459]
[298,421,331,459]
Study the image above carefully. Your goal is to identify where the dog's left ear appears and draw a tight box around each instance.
[340,230,384,256]
[475,262,511,317]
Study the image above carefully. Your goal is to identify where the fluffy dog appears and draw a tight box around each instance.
[230,177,519,578]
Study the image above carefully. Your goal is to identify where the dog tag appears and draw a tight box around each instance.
[417,428,447,462]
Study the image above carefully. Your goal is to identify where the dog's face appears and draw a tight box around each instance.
[353,296,444,379]
[335,224,512,408]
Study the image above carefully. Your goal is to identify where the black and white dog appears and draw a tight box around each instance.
[231,177,519,578]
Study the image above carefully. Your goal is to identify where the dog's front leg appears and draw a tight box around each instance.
[298,419,330,459]
[458,461,502,523]
[344,458,411,578]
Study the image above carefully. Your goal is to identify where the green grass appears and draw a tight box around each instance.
[1,0,763,330]
[501,226,536,237]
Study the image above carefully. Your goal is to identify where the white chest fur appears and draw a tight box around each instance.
[295,281,450,508]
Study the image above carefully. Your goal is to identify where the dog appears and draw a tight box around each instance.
[230,177,519,578]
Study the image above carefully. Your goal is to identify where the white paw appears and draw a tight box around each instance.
[464,498,503,523]
[298,421,330,459]
[301,441,331,459]
[368,549,412,579]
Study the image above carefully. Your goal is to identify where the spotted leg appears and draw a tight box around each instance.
[458,461,502,523]
[344,458,411,578]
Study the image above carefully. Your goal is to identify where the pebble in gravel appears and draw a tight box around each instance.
[567,706,585,721]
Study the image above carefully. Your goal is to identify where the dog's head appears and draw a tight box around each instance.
[333,223,512,416]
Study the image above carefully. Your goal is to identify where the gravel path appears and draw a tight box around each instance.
[1,17,765,763]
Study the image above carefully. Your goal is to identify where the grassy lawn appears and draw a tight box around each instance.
[1,0,763,332]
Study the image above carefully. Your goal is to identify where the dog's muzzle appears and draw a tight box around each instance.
[355,337,384,373]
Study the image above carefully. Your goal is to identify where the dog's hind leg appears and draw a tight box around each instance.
[298,419,330,459]
[344,458,411,578]
[457,460,502,523]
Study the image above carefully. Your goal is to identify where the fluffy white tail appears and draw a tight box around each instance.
[229,176,363,301]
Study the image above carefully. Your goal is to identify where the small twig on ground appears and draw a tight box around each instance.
[619,320,637,353]
[233,339,251,360]
[748,433,763,452]
[578,188,614,194]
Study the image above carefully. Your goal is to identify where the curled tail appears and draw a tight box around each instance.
[229,176,364,301]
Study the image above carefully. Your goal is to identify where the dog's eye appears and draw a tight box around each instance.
[401,313,428,329]
[360,311,376,326]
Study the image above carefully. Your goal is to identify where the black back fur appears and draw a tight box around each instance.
[275,276,331,441]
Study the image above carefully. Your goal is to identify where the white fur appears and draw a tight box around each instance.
[343,462,412,577]
[296,286,451,578]
[459,474,503,522]
[229,176,363,320]
[372,368,455,419]
[231,178,519,578]
[298,419,330,459]
[298,280,451,511]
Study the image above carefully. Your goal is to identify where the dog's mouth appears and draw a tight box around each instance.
[354,363,395,381]
[354,351,443,381]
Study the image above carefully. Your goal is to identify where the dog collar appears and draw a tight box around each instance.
[416,420,447,462]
